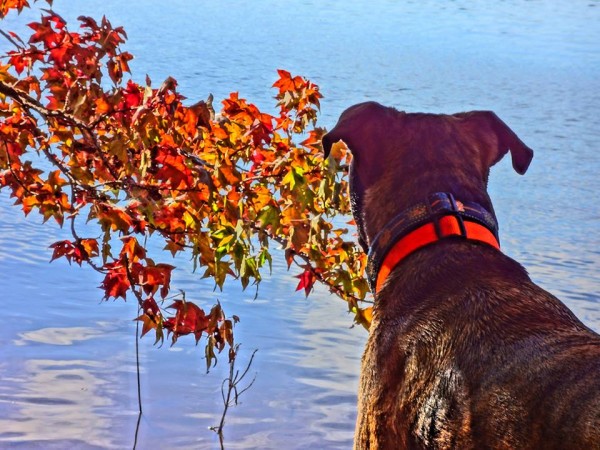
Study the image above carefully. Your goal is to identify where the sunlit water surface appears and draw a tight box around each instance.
[1,1,599,448]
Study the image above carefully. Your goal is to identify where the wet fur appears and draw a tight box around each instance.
[322,102,600,449]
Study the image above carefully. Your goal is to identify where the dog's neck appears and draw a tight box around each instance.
[357,157,496,248]
[365,192,500,293]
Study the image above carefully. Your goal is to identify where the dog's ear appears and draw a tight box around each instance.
[321,108,360,158]
[459,111,534,175]
[321,102,387,159]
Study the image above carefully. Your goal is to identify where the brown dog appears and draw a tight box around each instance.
[322,102,600,449]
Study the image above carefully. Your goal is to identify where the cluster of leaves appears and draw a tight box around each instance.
[0,1,373,365]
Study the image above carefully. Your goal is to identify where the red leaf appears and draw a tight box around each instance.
[122,80,142,108]
[49,45,69,67]
[295,268,316,297]
[163,300,209,345]
[49,240,75,264]
[49,238,96,266]
[139,263,175,298]
[99,263,130,300]
[142,297,161,317]
[135,297,163,338]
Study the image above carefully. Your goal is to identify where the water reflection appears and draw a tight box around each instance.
[14,327,108,346]
[0,359,113,448]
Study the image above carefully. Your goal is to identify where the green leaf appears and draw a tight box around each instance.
[101,229,112,265]
[257,205,281,231]
[259,248,272,274]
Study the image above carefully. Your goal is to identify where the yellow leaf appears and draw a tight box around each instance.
[329,140,348,162]
[183,211,196,228]
[282,169,296,189]
[362,306,373,325]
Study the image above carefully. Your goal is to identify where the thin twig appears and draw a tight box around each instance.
[210,345,258,450]
[0,29,25,49]
[135,306,143,414]
[122,255,146,309]
[133,307,143,450]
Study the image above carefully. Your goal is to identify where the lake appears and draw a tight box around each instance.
[1,0,599,448]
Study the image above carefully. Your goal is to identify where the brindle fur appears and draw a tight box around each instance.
[322,102,600,450]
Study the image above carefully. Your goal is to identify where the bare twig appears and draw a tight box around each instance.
[0,81,87,129]
[210,345,258,450]
[133,307,143,450]
[0,29,25,49]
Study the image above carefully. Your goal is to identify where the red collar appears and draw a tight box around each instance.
[366,193,500,293]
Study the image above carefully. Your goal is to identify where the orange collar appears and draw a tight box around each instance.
[366,193,500,293]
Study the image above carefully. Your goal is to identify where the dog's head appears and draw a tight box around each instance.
[321,102,534,252]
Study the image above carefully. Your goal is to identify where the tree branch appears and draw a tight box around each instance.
[0,80,120,180]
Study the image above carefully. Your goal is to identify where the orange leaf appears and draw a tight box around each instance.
[119,236,146,262]
[95,96,112,115]
[79,239,99,259]
[135,312,158,338]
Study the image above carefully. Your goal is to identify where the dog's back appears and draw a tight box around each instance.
[357,242,600,449]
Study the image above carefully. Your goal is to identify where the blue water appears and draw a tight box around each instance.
[1,1,599,448]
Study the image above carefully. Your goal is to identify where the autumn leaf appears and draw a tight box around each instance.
[220,319,234,347]
[100,263,130,300]
[79,239,99,259]
[94,96,112,115]
[295,267,317,297]
[352,305,373,330]
[119,236,146,262]
[135,312,158,338]
[49,238,98,265]
[0,0,31,18]
[205,335,217,373]
[134,297,163,339]
[164,299,209,345]
[139,263,175,299]
[49,240,76,264]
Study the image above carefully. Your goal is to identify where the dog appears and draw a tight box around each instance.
[322,102,600,449]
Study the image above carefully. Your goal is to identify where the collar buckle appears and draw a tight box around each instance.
[426,192,467,239]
